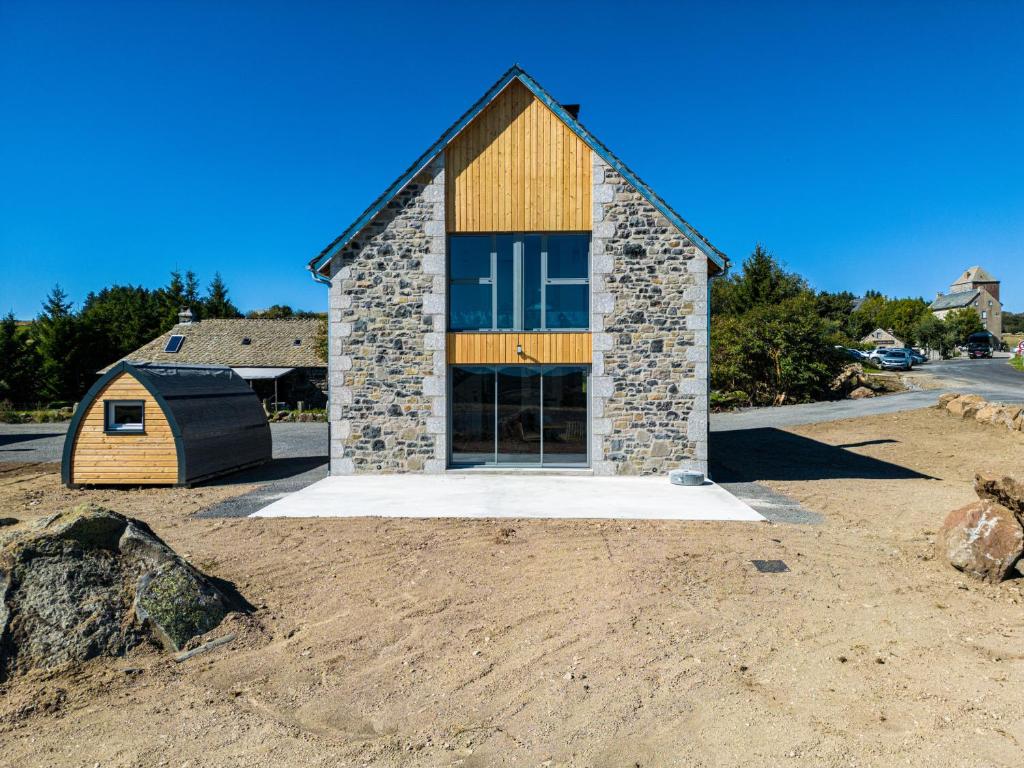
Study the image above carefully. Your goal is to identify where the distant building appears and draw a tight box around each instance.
[930,266,1002,340]
[104,312,327,408]
[861,328,904,349]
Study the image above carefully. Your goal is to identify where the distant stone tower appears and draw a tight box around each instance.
[930,266,1002,341]
[949,266,1000,302]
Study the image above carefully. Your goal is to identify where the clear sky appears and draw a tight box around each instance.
[2,0,1022,318]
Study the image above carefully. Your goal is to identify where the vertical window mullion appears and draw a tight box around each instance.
[513,235,523,331]
[490,234,497,331]
[541,235,548,331]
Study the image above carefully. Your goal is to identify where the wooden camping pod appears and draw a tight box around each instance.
[62,362,272,487]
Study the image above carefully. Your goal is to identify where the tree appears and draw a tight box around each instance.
[912,313,954,357]
[184,270,201,308]
[711,246,845,407]
[1003,311,1024,334]
[203,272,241,319]
[78,285,164,371]
[160,270,188,328]
[0,312,36,404]
[247,304,295,319]
[711,244,807,316]
[876,297,930,346]
[816,290,857,327]
[944,307,984,345]
[31,286,83,404]
[712,292,845,406]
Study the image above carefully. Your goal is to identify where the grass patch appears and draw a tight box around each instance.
[1010,356,1023,372]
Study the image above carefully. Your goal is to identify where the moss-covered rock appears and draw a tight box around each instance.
[136,563,229,651]
[0,504,238,680]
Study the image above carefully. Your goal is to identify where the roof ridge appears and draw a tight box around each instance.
[309,65,726,278]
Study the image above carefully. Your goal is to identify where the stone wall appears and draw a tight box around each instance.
[327,158,447,474]
[590,155,709,476]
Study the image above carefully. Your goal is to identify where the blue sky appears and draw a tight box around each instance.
[2,1,1022,318]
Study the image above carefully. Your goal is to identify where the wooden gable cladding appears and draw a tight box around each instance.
[446,80,592,233]
[447,332,591,365]
[70,372,179,485]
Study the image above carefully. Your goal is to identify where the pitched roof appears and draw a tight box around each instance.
[309,65,727,280]
[930,289,979,311]
[953,265,997,285]
[102,318,325,372]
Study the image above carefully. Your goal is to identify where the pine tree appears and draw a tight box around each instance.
[203,272,241,319]
[32,286,82,404]
[0,312,34,404]
[161,269,188,328]
[184,270,202,320]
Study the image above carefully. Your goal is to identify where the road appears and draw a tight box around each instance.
[712,356,1023,432]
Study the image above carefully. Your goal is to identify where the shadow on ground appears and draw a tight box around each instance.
[711,428,934,483]
[200,456,328,487]
[0,433,63,448]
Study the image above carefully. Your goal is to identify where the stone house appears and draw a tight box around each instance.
[105,314,327,408]
[930,266,1002,341]
[861,328,905,349]
[308,66,728,476]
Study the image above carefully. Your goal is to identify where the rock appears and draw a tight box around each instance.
[974,472,1024,522]
[832,364,865,394]
[937,392,963,409]
[974,404,1021,430]
[848,386,875,400]
[946,394,986,419]
[0,504,235,680]
[935,500,1024,583]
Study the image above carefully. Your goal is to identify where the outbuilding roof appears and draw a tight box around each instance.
[309,65,728,280]
[102,318,324,372]
[930,289,979,311]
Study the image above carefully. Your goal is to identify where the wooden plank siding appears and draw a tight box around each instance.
[446,80,592,233]
[447,332,591,365]
[70,372,179,485]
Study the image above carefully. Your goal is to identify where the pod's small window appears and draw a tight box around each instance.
[105,400,145,433]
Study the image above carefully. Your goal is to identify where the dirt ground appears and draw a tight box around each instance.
[2,408,1023,768]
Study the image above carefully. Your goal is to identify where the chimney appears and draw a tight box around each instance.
[564,103,581,120]
[177,307,194,325]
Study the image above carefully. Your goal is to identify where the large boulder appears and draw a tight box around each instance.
[0,504,234,680]
[935,500,1024,583]
[937,392,963,409]
[946,394,987,419]
[848,386,875,400]
[975,404,1022,430]
[975,472,1024,522]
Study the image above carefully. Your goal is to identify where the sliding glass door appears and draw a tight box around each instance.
[450,365,589,467]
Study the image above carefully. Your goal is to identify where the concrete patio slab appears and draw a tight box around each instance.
[250,474,766,522]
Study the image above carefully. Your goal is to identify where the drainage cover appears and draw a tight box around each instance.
[751,559,789,573]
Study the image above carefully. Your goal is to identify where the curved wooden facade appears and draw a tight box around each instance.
[63,362,272,487]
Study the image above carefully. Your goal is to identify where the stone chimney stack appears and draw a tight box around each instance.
[177,307,194,325]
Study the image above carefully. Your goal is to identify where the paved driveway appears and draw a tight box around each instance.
[712,357,1022,432]
[0,422,69,463]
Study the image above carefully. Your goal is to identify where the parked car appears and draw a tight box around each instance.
[879,349,914,370]
[967,342,993,359]
[905,348,927,365]
[835,345,867,362]
[866,347,891,366]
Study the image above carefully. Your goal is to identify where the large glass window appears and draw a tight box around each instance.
[448,233,589,331]
[449,365,589,467]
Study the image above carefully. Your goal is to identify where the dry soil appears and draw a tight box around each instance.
[1,407,1023,767]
